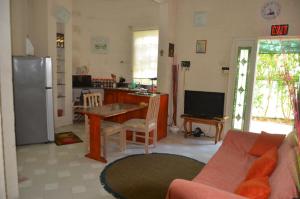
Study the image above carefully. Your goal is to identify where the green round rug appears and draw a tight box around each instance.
[100,153,205,199]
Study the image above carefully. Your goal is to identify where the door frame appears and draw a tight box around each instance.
[225,38,258,132]
[0,0,19,198]
[226,36,300,132]
[0,108,6,199]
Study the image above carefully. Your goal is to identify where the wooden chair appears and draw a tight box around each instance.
[83,93,125,158]
[123,95,160,153]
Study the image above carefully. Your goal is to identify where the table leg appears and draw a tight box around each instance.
[189,121,192,134]
[85,115,107,163]
[214,124,219,144]
[218,123,224,141]
[183,119,188,138]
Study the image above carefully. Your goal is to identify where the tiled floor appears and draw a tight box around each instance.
[17,123,221,199]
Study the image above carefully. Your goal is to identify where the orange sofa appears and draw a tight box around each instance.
[167,130,298,199]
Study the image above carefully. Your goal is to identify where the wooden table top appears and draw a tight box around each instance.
[77,103,147,118]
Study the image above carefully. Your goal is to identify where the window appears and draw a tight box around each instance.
[133,30,159,85]
[232,47,252,130]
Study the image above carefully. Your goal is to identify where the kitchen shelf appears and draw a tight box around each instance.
[56,23,66,118]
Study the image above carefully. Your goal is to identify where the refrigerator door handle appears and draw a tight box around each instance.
[45,57,53,87]
[45,87,52,89]
[46,88,55,142]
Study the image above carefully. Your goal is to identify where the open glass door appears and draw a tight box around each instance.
[226,40,257,131]
[249,39,300,134]
[227,38,300,134]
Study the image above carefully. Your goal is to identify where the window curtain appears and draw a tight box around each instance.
[133,30,159,83]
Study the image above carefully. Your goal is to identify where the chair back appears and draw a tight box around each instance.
[83,93,103,141]
[145,95,160,126]
[83,93,102,108]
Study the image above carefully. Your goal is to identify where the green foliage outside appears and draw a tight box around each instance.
[253,52,300,121]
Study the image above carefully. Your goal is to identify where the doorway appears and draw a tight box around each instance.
[230,38,300,134]
[249,39,300,134]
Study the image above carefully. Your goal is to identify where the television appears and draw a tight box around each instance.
[184,90,225,119]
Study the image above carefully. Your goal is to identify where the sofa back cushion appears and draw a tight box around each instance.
[249,131,286,156]
[193,130,259,192]
[269,138,298,199]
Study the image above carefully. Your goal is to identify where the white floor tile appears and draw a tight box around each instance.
[72,185,87,194]
[82,173,96,180]
[19,180,32,188]
[17,123,220,199]
[25,157,37,163]
[47,159,57,165]
[57,170,71,178]
[44,183,59,191]
[34,169,46,175]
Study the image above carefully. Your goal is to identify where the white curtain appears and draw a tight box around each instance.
[133,30,159,84]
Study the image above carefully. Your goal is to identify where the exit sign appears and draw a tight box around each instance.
[271,24,289,36]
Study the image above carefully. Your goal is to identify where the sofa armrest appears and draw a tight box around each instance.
[166,179,247,199]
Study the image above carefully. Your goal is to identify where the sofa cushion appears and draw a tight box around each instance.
[235,177,271,199]
[193,130,258,192]
[249,131,285,156]
[268,138,298,199]
[245,147,278,180]
[286,131,298,147]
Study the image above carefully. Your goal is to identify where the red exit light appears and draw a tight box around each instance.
[271,24,289,36]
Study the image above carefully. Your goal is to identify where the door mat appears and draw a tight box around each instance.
[55,132,83,146]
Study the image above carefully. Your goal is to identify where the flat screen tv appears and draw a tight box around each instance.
[184,90,225,119]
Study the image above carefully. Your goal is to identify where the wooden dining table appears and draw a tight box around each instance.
[78,103,147,163]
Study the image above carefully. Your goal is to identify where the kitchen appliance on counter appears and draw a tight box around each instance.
[12,56,54,145]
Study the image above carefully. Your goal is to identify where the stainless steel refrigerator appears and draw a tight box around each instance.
[12,56,54,145]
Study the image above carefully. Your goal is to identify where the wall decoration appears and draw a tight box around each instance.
[55,6,71,24]
[168,43,175,57]
[91,37,109,54]
[261,1,281,20]
[160,49,164,56]
[56,33,64,48]
[194,11,207,27]
[196,40,207,53]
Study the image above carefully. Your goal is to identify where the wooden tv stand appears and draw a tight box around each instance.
[181,115,228,144]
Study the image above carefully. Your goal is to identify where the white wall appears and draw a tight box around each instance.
[11,0,48,56]
[175,0,300,135]
[47,0,73,127]
[0,0,19,197]
[27,0,49,57]
[10,0,28,55]
[0,110,6,199]
[72,0,160,81]
[157,0,177,125]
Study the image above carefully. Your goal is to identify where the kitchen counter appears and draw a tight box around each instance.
[104,87,162,97]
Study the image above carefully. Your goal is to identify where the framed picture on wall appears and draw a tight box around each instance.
[168,43,175,57]
[91,37,109,54]
[196,40,207,53]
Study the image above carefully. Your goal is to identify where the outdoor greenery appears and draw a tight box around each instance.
[253,52,300,121]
